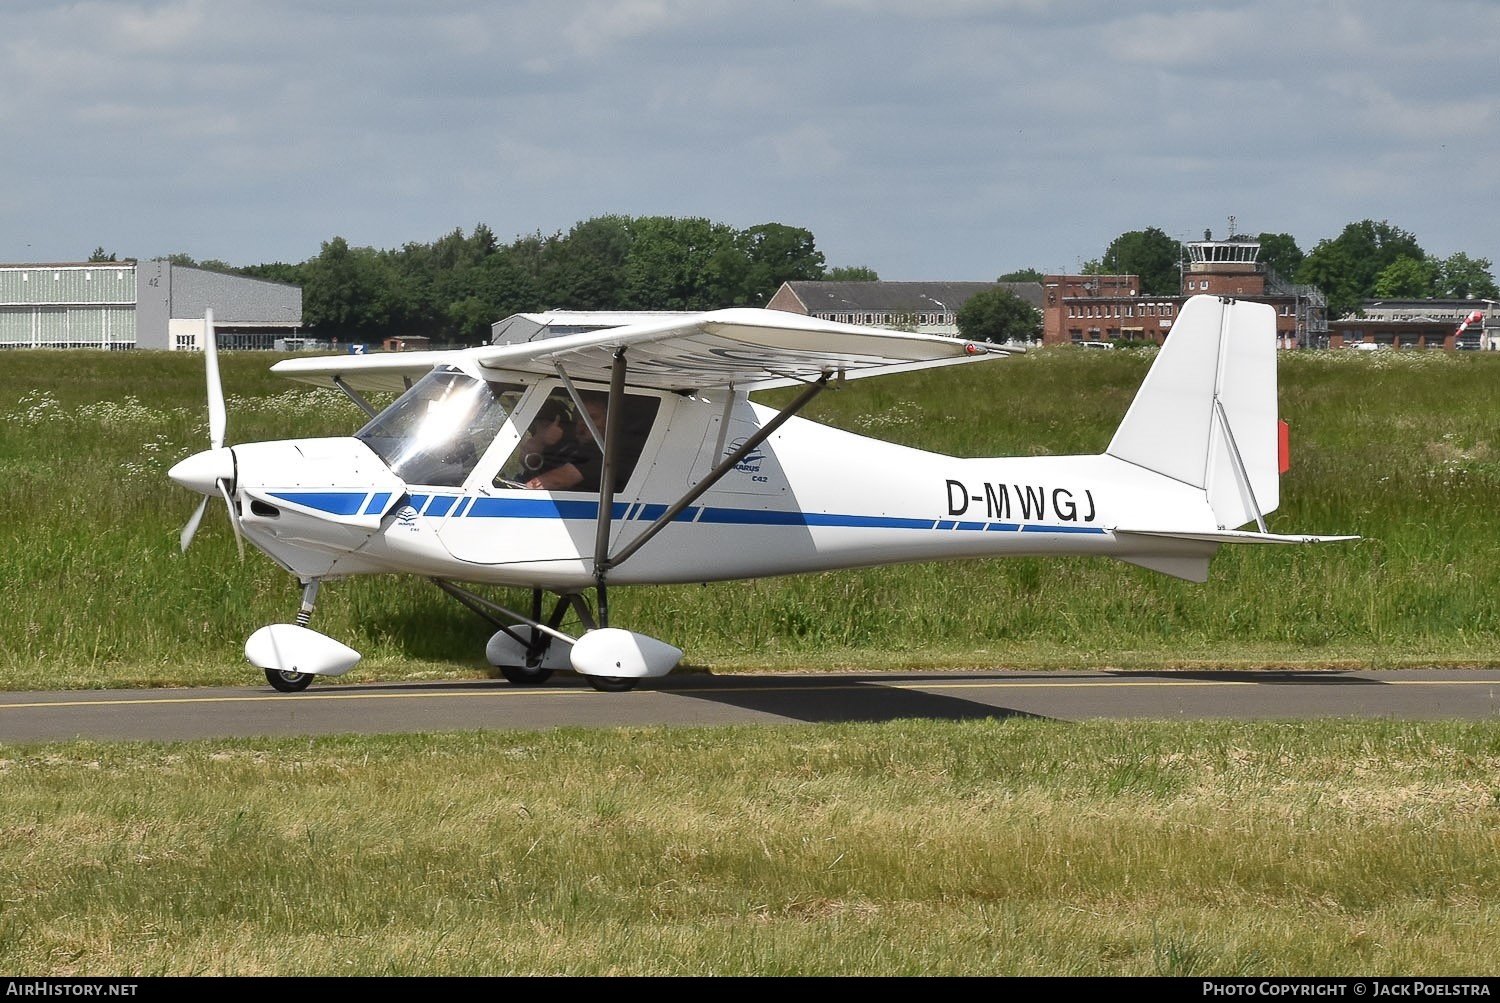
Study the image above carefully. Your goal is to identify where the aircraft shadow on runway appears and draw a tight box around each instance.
[1108,669,1387,685]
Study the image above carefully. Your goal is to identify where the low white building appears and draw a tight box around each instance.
[491,310,696,345]
[0,260,302,350]
[766,280,1044,338]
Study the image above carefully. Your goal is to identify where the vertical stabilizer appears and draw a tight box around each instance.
[1105,296,1279,530]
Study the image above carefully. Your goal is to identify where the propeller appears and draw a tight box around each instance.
[169,310,245,558]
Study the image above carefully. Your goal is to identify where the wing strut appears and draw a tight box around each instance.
[579,351,832,625]
[592,349,630,626]
[600,372,832,575]
[332,376,380,419]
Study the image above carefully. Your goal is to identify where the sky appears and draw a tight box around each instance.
[4,0,1498,282]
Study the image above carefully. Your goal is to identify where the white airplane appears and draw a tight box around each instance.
[169,295,1353,693]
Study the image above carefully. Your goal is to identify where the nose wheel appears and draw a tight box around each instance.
[252,580,338,694]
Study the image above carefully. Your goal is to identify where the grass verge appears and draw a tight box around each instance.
[2,718,1497,976]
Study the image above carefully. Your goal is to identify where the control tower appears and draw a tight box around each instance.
[1182,219,1266,297]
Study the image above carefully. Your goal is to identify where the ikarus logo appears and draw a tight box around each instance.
[725,438,769,483]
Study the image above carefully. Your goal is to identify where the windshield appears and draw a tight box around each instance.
[356,368,524,486]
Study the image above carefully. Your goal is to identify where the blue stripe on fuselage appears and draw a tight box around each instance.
[279,492,1107,536]
[267,491,368,515]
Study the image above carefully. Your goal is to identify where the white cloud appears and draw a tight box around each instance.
[1,0,1496,278]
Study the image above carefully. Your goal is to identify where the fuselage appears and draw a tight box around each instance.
[190,369,1223,590]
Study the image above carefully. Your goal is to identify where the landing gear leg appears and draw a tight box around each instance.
[430,579,649,693]
[582,580,637,693]
[497,589,573,685]
[265,580,319,693]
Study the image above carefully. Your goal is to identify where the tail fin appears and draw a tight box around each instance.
[1106,295,1279,531]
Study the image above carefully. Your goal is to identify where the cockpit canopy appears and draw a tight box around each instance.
[354,366,663,492]
[355,368,523,487]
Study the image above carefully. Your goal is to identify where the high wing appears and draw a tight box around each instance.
[270,307,1020,393]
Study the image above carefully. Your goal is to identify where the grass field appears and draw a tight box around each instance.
[2,345,1497,976]
[2,719,1497,976]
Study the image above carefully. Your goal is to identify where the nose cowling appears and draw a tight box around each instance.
[169,447,235,496]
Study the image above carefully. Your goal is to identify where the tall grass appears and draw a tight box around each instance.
[2,346,1497,689]
[1,718,1496,975]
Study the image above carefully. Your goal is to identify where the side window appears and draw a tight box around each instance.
[600,392,661,492]
[496,387,660,494]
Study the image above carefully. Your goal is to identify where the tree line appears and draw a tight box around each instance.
[94,215,1497,344]
[132,217,837,346]
[1077,221,1497,318]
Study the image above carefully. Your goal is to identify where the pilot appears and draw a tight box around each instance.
[511,398,578,489]
[524,393,608,492]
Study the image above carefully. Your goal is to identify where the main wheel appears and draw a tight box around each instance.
[265,668,314,693]
[500,664,554,686]
[586,675,638,693]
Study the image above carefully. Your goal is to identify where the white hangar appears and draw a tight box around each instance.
[0,259,302,350]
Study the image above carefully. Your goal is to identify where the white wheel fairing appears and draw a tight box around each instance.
[245,624,362,676]
[485,629,573,671]
[569,628,682,679]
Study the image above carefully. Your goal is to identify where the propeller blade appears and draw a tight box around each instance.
[204,309,226,450]
[180,496,209,552]
[176,308,236,558]
[217,476,245,560]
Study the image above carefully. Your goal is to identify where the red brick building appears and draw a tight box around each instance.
[1041,232,1328,349]
[1328,300,1494,350]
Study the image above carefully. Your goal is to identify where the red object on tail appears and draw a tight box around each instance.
[1278,420,1290,474]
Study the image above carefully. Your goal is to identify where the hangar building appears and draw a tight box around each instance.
[0,260,302,350]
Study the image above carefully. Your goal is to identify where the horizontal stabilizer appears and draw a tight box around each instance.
[1115,528,1360,546]
[1111,527,1359,582]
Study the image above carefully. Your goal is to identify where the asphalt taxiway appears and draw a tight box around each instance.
[1,669,1496,743]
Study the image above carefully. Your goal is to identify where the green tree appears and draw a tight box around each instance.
[1254,232,1303,283]
[1297,220,1425,316]
[955,288,1041,344]
[998,268,1043,282]
[241,261,305,286]
[88,247,117,263]
[1435,253,1499,300]
[506,230,558,302]
[618,216,740,310]
[1295,241,1361,318]
[735,223,825,305]
[302,237,408,341]
[472,250,542,324]
[426,224,514,342]
[826,265,879,281]
[542,216,633,309]
[1102,227,1183,294]
[1373,256,1439,298]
